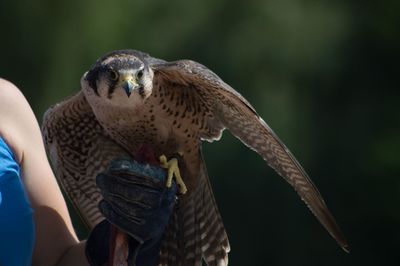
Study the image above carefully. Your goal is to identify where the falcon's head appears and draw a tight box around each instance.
[81,50,154,107]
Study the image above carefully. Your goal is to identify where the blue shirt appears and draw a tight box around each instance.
[0,137,35,266]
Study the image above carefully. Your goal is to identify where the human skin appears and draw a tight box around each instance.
[0,78,89,266]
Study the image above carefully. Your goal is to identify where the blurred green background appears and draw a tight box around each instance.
[1,0,399,265]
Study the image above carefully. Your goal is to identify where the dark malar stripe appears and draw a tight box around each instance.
[107,82,116,99]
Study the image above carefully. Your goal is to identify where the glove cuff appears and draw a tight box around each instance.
[86,220,143,266]
[85,220,110,266]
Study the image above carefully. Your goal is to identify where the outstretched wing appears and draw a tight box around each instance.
[42,91,130,228]
[153,60,349,251]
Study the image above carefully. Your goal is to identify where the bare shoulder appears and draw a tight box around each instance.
[0,77,19,89]
[0,78,32,120]
[0,78,39,163]
[0,78,26,109]
[0,79,83,264]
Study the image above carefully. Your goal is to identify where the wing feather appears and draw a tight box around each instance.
[42,91,130,228]
[159,156,229,266]
[153,60,349,251]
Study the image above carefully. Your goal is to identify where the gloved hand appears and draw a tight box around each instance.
[86,158,177,266]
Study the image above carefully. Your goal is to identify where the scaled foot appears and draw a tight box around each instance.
[159,154,187,194]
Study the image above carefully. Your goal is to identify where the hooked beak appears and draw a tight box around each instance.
[121,75,139,97]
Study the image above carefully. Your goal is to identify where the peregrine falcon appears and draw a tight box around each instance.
[42,49,348,265]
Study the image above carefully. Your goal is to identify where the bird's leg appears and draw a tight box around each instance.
[159,153,187,194]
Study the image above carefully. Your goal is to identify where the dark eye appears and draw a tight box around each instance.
[136,69,144,79]
[109,70,119,81]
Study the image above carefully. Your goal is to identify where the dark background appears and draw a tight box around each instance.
[1,0,399,265]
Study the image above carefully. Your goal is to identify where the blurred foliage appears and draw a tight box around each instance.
[1,0,399,265]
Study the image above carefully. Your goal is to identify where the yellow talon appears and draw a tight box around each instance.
[159,154,187,194]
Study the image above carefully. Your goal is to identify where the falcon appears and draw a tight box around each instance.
[42,49,348,265]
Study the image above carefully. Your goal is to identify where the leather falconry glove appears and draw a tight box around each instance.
[86,158,177,266]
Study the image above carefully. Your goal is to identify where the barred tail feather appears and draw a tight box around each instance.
[159,162,229,265]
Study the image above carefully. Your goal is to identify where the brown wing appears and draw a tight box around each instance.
[153,60,349,252]
[42,91,131,228]
[159,151,230,266]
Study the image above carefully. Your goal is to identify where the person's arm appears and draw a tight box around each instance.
[0,78,88,266]
[0,78,177,265]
